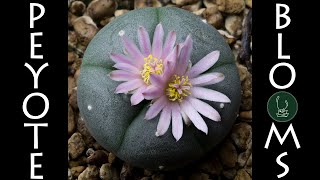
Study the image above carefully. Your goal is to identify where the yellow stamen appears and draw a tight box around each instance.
[166,75,192,102]
[141,54,164,85]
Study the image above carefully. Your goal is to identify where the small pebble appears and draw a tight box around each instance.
[225,15,243,36]
[114,9,129,17]
[68,104,76,136]
[239,110,252,120]
[231,123,252,151]
[234,169,251,180]
[71,166,86,177]
[224,0,245,14]
[86,0,117,21]
[172,0,198,6]
[78,165,100,180]
[135,0,162,9]
[246,0,252,8]
[68,132,86,159]
[108,152,116,164]
[203,0,226,11]
[219,140,238,168]
[69,156,87,167]
[222,168,237,179]
[70,1,86,16]
[202,6,223,29]
[87,150,109,166]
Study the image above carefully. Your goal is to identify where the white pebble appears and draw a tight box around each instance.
[202,19,207,24]
[87,105,92,111]
[159,166,164,170]
[118,30,125,36]
[220,103,224,108]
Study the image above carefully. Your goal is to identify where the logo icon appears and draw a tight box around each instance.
[275,96,289,118]
[267,91,298,122]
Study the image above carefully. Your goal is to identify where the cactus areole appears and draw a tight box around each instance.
[78,7,241,170]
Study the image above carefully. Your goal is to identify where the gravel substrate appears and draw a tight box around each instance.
[68,0,252,179]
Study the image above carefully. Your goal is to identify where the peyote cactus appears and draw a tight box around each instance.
[78,7,241,170]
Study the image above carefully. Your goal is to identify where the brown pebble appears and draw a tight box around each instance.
[78,165,100,180]
[222,168,237,179]
[225,15,243,37]
[71,166,86,177]
[234,169,251,180]
[181,1,201,12]
[151,174,165,180]
[114,9,129,17]
[77,116,96,147]
[231,123,252,151]
[68,104,76,136]
[246,0,252,8]
[135,0,162,9]
[240,111,252,120]
[224,0,245,14]
[68,132,86,159]
[203,0,226,11]
[73,16,98,46]
[144,169,153,177]
[68,12,78,28]
[68,76,75,97]
[74,69,81,86]
[68,31,78,47]
[100,163,114,180]
[87,150,109,166]
[172,0,198,6]
[70,1,86,16]
[69,88,78,110]
[69,156,87,167]
[92,142,104,150]
[218,140,238,168]
[108,153,116,164]
[87,0,117,21]
[189,172,210,180]
[218,30,236,45]
[68,52,77,64]
[202,6,223,29]
[199,156,223,176]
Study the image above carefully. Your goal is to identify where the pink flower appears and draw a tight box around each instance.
[109,24,177,106]
[143,35,231,141]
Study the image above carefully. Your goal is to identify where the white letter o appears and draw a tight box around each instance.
[269,62,296,89]
[23,92,49,119]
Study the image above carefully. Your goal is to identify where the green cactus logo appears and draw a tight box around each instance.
[267,91,298,122]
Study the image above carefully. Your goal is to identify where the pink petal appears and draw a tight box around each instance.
[187,97,221,121]
[109,70,140,81]
[189,72,225,86]
[188,51,220,78]
[121,36,145,66]
[156,105,171,137]
[138,26,152,56]
[110,53,138,67]
[180,100,208,134]
[161,31,176,59]
[115,79,144,94]
[113,63,140,74]
[152,23,164,58]
[177,35,192,75]
[150,74,165,86]
[143,86,163,100]
[131,86,146,105]
[145,96,168,120]
[180,109,191,126]
[171,103,183,141]
[191,87,231,103]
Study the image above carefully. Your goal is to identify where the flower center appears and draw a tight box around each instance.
[166,75,192,102]
[141,54,164,85]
